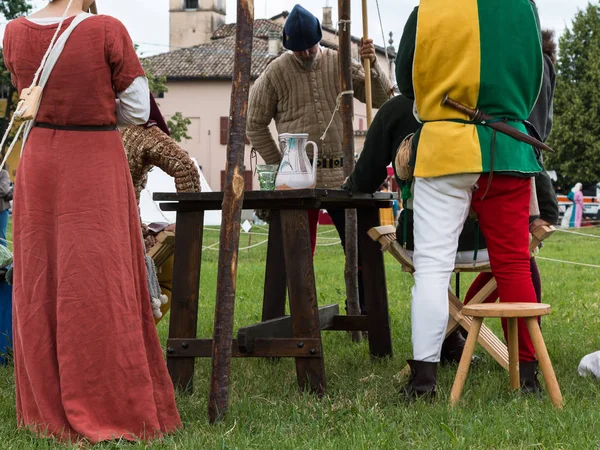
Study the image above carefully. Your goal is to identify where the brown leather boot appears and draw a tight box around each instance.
[401,359,437,401]
[441,328,466,364]
[520,360,542,394]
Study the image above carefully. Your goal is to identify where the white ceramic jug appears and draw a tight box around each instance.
[275,133,318,190]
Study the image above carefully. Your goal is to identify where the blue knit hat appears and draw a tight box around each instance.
[283,4,322,51]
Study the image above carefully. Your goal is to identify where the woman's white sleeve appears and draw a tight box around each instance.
[116,76,150,126]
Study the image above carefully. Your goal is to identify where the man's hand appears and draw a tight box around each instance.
[360,38,377,65]
[529,218,552,234]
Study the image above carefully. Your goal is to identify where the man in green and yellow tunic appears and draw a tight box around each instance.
[396,0,545,397]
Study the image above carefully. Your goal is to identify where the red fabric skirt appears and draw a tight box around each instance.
[12,128,181,443]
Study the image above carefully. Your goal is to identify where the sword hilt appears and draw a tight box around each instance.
[441,94,482,121]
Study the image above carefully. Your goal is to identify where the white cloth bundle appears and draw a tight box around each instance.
[578,351,600,378]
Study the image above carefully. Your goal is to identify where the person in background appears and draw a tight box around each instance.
[247,4,394,314]
[379,181,395,226]
[0,167,12,247]
[568,182,584,228]
[3,0,180,443]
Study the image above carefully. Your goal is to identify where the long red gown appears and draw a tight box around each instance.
[3,14,182,443]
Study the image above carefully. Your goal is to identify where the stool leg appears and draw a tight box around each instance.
[507,318,520,390]
[525,318,564,408]
[450,317,483,407]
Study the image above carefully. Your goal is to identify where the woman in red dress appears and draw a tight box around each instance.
[3,0,181,443]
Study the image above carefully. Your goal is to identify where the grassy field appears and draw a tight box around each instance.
[1,224,600,449]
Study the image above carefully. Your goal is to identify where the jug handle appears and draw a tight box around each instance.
[306,141,319,180]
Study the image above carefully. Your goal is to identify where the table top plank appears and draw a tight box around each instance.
[155,189,396,211]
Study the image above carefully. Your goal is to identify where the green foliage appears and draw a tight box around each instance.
[143,60,168,98]
[141,59,191,144]
[167,112,191,143]
[0,51,12,89]
[0,0,31,21]
[0,0,32,151]
[137,48,168,98]
[0,0,32,84]
[546,3,600,190]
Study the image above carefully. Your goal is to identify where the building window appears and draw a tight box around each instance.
[184,0,199,9]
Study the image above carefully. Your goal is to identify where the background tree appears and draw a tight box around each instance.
[0,0,31,21]
[0,0,32,148]
[166,112,192,143]
[546,2,600,192]
[141,58,190,143]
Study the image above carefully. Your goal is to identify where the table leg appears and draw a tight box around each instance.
[167,210,204,392]
[280,209,326,395]
[262,210,287,321]
[358,207,393,358]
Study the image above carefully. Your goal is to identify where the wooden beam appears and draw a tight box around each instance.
[238,305,339,353]
[262,211,287,322]
[281,209,327,395]
[338,0,362,343]
[208,0,254,424]
[166,212,204,392]
[168,339,323,358]
[328,315,369,331]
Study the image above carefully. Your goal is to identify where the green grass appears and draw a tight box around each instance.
[1,224,600,449]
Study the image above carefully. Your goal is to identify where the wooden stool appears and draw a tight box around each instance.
[450,303,563,408]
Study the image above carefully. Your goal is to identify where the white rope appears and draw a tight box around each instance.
[203,227,271,237]
[537,256,600,269]
[202,239,269,251]
[202,241,220,251]
[316,240,342,247]
[202,223,341,239]
[317,228,339,235]
[320,90,354,142]
[202,238,342,251]
[555,229,600,239]
[338,19,352,32]
[374,0,390,67]
[0,0,76,171]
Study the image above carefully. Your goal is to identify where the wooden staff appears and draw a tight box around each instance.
[339,0,361,342]
[88,2,98,14]
[362,0,373,127]
[208,0,254,424]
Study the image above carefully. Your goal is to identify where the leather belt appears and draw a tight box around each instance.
[35,122,118,132]
[315,157,344,169]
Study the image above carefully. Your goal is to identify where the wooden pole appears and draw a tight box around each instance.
[361,0,373,127]
[89,2,98,14]
[208,0,254,424]
[338,0,361,342]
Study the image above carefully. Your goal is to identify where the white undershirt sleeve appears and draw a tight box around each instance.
[116,76,150,126]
